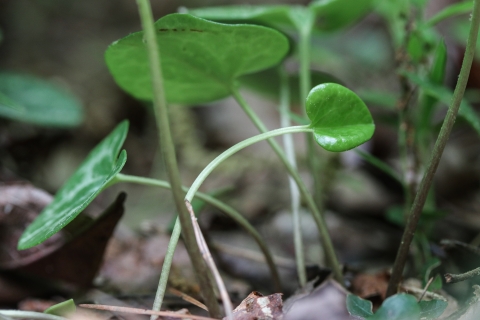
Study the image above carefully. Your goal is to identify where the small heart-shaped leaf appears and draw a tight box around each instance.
[106,13,289,105]
[0,72,83,127]
[18,121,129,250]
[306,83,374,152]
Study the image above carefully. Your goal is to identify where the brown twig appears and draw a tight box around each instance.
[418,277,434,302]
[185,200,234,320]
[445,267,480,284]
[441,239,480,256]
[79,304,218,320]
[168,288,208,311]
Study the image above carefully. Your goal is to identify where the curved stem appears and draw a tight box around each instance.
[186,125,311,201]
[135,0,220,317]
[386,0,480,297]
[114,173,282,292]
[278,65,306,286]
[230,88,344,284]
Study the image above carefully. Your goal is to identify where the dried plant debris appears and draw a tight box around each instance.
[0,183,125,303]
[226,291,283,320]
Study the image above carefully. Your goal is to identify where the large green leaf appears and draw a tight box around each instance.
[306,83,374,152]
[419,300,447,319]
[368,294,420,320]
[309,0,374,31]
[346,294,373,319]
[0,72,83,127]
[187,5,293,29]
[105,13,289,105]
[18,121,129,250]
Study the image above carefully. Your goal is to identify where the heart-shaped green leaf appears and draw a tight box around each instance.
[306,83,374,152]
[0,72,84,127]
[105,13,289,105]
[368,294,420,320]
[418,299,447,319]
[309,0,374,31]
[18,121,129,250]
[346,294,373,319]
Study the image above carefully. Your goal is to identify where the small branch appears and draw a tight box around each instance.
[418,277,434,302]
[185,200,233,320]
[168,288,207,311]
[79,304,219,320]
[441,239,480,256]
[387,0,480,297]
[445,267,480,284]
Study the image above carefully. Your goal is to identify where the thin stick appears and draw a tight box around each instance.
[185,200,233,320]
[418,277,434,302]
[0,312,65,320]
[386,0,480,297]
[445,267,480,284]
[79,304,218,320]
[135,0,221,317]
[441,239,480,256]
[168,288,207,311]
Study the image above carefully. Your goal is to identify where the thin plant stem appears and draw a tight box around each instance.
[386,0,480,297]
[298,16,324,212]
[114,173,282,292]
[278,65,306,286]
[0,311,65,320]
[212,87,345,285]
[135,0,221,317]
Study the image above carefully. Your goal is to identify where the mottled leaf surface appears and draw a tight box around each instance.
[368,294,420,320]
[419,299,447,319]
[346,294,373,319]
[18,121,128,249]
[106,14,289,104]
[306,83,374,152]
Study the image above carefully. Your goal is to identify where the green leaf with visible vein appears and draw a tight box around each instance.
[18,121,128,250]
[419,300,447,319]
[368,294,420,320]
[306,83,375,152]
[105,13,289,105]
[0,72,83,127]
[346,294,373,319]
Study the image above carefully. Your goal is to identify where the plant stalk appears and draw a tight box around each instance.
[278,65,306,286]
[232,88,344,284]
[135,0,221,317]
[114,173,282,292]
[386,0,480,297]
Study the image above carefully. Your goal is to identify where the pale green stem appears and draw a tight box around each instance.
[278,65,306,286]
[135,0,220,317]
[114,173,282,292]
[298,16,324,212]
[230,88,344,284]
[0,311,65,320]
[387,0,480,297]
